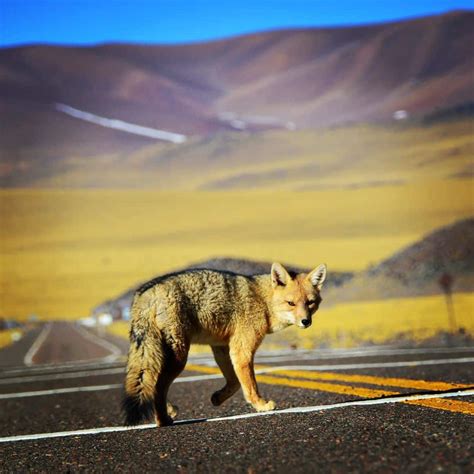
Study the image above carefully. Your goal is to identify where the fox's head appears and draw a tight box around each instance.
[270,262,327,329]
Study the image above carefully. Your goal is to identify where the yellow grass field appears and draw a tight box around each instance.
[0,179,472,319]
[107,293,474,350]
[0,329,23,350]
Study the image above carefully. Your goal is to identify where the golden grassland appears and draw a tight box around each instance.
[2,120,473,319]
[106,293,474,350]
[0,179,472,319]
[0,328,23,350]
[0,181,472,318]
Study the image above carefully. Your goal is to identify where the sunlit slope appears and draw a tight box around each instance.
[32,120,473,190]
[1,180,472,318]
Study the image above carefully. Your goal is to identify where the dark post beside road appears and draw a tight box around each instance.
[438,272,456,333]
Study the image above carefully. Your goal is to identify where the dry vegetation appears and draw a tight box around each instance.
[1,176,472,318]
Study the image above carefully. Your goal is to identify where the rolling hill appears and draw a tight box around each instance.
[1,10,473,188]
[324,218,474,303]
[95,218,474,319]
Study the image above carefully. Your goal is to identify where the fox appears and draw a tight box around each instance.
[123,262,327,427]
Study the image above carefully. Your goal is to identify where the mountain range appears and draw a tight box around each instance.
[1,10,473,187]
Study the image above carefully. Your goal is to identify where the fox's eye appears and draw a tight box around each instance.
[286,301,295,306]
[307,300,315,306]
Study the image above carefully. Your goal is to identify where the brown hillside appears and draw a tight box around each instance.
[218,11,474,126]
[326,218,474,303]
[0,10,472,186]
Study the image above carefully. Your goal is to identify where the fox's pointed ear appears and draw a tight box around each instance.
[308,264,327,290]
[271,263,290,288]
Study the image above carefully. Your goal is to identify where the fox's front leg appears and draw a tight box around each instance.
[229,339,275,412]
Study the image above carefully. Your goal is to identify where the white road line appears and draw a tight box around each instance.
[0,367,298,398]
[194,347,474,366]
[2,361,474,400]
[2,356,474,385]
[0,368,227,386]
[2,352,207,376]
[0,423,157,444]
[0,373,227,399]
[23,324,52,366]
[5,346,473,376]
[73,325,122,362]
[1,389,473,444]
[210,388,474,421]
[195,356,474,370]
[270,357,474,371]
[175,374,223,383]
[254,346,474,363]
[0,370,246,396]
[0,384,122,399]
[20,323,121,370]
[0,359,126,376]
[0,367,125,384]
[23,323,122,369]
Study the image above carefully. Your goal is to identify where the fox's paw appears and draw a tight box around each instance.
[255,399,276,412]
[155,414,174,427]
[167,402,179,419]
[211,390,224,406]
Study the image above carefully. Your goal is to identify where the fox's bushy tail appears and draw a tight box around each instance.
[122,300,164,425]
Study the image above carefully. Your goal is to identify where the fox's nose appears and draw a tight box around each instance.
[301,319,310,327]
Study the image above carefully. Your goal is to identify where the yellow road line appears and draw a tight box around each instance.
[185,364,474,415]
[258,374,474,415]
[187,364,472,393]
[186,364,392,399]
[268,368,472,392]
[406,397,474,415]
[407,398,474,416]
[186,364,219,374]
[255,374,392,398]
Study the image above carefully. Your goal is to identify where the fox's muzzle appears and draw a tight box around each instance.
[299,318,311,328]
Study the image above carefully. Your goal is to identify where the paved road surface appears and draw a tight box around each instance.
[0,322,473,472]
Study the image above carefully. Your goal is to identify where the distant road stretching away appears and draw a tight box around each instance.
[55,103,187,144]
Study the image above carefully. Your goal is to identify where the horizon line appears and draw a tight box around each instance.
[1,8,471,49]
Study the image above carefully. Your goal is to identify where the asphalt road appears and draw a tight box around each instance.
[0,322,473,472]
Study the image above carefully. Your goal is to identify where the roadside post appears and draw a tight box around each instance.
[438,272,456,333]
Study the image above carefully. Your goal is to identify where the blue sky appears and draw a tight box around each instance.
[1,0,472,46]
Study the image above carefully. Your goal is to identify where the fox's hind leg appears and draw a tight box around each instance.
[210,345,240,406]
[154,335,189,427]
